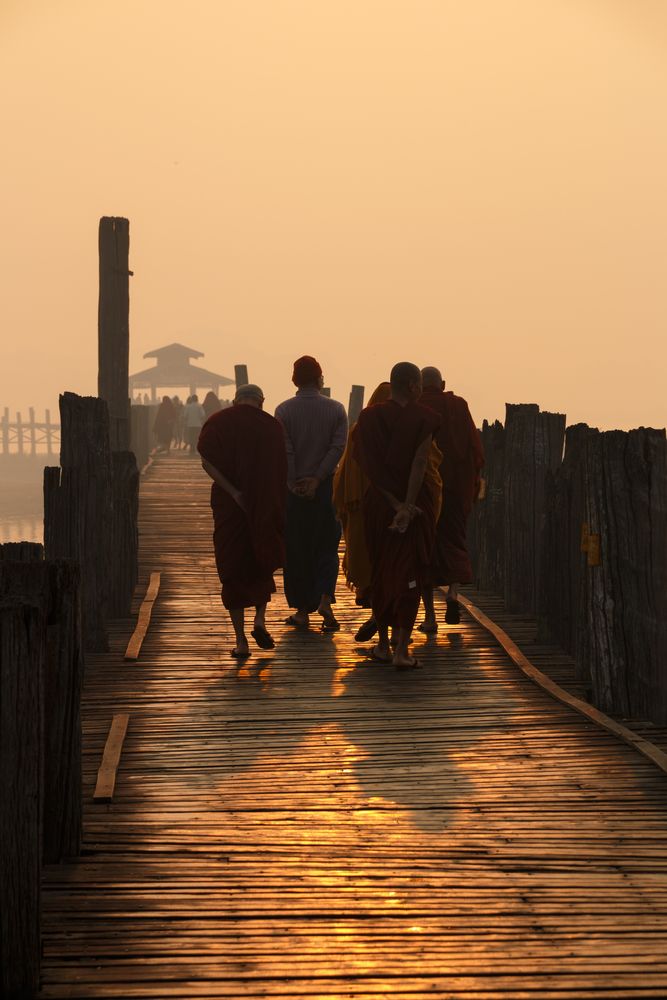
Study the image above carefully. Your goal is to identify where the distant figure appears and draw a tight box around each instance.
[171,396,184,449]
[335,381,443,643]
[353,362,440,669]
[183,394,206,453]
[203,390,222,419]
[275,356,348,631]
[419,366,484,629]
[153,396,176,453]
[198,384,287,657]
[142,393,150,405]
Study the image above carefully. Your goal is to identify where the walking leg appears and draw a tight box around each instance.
[229,608,250,657]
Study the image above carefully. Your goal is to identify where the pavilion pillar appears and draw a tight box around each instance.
[98,217,131,451]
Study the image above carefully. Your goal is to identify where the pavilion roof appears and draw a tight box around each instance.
[129,342,234,388]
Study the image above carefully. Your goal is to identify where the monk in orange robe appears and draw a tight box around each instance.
[198,383,287,657]
[335,381,443,643]
[353,363,440,668]
[419,366,484,630]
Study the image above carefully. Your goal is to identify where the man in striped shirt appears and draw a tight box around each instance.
[275,356,348,630]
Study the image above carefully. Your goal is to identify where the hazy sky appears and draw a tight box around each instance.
[2,0,666,429]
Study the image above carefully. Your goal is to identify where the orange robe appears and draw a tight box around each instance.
[198,406,287,610]
[353,400,440,630]
[421,386,484,585]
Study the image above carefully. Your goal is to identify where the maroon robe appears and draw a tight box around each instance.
[354,400,440,630]
[421,386,484,585]
[198,406,287,610]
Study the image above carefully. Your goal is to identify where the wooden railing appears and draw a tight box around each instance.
[469,403,667,726]
[1,407,60,455]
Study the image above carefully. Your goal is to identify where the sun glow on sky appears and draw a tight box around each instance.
[1,1,666,430]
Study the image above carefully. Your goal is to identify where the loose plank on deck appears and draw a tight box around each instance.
[40,453,667,999]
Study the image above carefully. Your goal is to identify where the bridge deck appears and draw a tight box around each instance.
[40,455,667,998]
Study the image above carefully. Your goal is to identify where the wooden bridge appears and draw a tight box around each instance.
[36,453,667,999]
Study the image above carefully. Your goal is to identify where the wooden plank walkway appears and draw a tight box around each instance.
[40,454,667,999]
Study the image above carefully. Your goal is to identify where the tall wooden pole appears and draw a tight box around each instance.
[348,385,365,425]
[234,365,249,389]
[98,217,131,451]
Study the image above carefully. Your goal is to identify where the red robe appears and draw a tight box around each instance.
[420,386,484,585]
[198,406,287,610]
[353,400,440,630]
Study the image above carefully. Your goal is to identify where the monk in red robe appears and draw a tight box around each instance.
[198,384,287,657]
[353,362,440,669]
[419,366,484,630]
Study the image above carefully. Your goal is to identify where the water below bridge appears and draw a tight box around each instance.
[39,453,667,999]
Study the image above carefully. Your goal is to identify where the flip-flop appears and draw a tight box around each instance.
[395,656,422,671]
[320,619,341,633]
[231,647,250,659]
[445,600,461,625]
[251,625,275,650]
[284,615,309,630]
[355,618,378,642]
[417,622,438,634]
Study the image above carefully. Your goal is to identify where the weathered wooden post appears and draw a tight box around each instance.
[348,385,365,425]
[16,410,23,455]
[234,364,249,389]
[98,216,131,452]
[44,393,113,651]
[0,599,44,998]
[45,408,53,455]
[0,548,83,863]
[503,404,566,614]
[537,423,593,675]
[1,407,8,454]
[470,419,506,593]
[580,427,667,724]
[28,406,36,455]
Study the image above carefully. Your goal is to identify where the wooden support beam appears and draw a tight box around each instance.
[98,216,131,451]
[234,364,249,389]
[124,571,161,661]
[348,384,364,425]
[93,713,129,803]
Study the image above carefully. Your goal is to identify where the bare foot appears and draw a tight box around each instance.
[417,618,438,634]
[231,642,250,659]
[393,654,422,670]
[370,643,392,664]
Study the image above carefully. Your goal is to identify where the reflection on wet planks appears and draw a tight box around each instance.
[40,453,667,999]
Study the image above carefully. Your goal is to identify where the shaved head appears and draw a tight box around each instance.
[421,366,443,388]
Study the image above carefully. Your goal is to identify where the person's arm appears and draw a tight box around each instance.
[200,459,245,511]
[315,405,349,483]
[390,435,432,533]
[275,405,298,489]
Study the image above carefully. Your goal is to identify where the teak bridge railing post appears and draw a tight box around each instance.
[0,543,84,999]
[470,404,667,726]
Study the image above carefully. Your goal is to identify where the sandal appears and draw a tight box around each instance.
[284,615,309,630]
[355,618,378,642]
[231,647,250,659]
[417,621,438,634]
[320,618,341,633]
[251,625,275,650]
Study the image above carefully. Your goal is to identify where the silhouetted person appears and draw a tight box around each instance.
[203,390,222,419]
[183,394,206,453]
[153,395,176,453]
[335,381,443,643]
[275,356,347,631]
[419,366,484,628]
[353,362,440,668]
[171,396,184,448]
[198,383,287,657]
